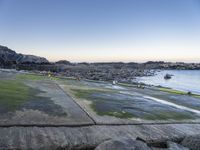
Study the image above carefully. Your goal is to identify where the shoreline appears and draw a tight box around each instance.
[135,69,200,95]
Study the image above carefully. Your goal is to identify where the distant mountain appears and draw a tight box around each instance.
[0,45,49,67]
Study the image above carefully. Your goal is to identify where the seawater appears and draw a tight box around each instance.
[137,70,200,95]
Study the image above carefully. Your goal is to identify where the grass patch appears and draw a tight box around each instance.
[0,80,35,110]
[158,87,200,98]
[159,87,187,95]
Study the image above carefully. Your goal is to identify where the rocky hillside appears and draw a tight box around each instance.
[0,45,49,67]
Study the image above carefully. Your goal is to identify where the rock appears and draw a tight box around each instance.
[95,137,152,150]
[167,141,189,150]
[0,45,18,67]
[16,54,49,64]
[181,134,200,150]
[0,45,49,66]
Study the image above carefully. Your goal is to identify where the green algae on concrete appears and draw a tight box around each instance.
[0,79,35,110]
[71,88,135,119]
[71,87,199,120]
[158,87,200,98]
[0,72,96,125]
[72,88,116,99]
[0,78,68,117]
[16,73,60,81]
[17,74,48,80]
[91,104,134,119]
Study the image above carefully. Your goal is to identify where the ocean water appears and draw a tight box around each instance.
[136,70,200,94]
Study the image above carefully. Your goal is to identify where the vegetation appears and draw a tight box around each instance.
[118,82,137,88]
[16,73,60,81]
[71,87,196,120]
[71,88,134,118]
[96,110,133,119]
[0,79,35,110]
[17,74,48,80]
[71,88,116,99]
[159,87,200,98]
[159,87,188,94]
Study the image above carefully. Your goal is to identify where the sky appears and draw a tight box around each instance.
[0,0,200,62]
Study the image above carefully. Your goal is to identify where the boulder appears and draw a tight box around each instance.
[0,45,49,66]
[16,54,49,64]
[181,134,200,150]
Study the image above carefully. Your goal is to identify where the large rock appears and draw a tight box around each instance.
[0,45,49,66]
[0,45,18,65]
[16,54,49,64]
[181,134,200,150]
[95,137,152,150]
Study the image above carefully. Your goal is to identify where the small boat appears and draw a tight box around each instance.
[164,74,172,80]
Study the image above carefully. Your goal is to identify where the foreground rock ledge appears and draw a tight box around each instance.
[0,124,200,150]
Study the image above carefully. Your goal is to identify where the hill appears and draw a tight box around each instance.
[0,45,49,68]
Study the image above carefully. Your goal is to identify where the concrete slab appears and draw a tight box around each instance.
[59,79,200,124]
[0,72,94,126]
[0,123,200,149]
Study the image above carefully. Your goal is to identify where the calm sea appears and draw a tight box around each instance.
[136,70,200,94]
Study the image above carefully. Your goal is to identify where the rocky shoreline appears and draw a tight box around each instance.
[1,45,200,83]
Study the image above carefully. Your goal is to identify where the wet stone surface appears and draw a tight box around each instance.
[1,70,200,125]
[0,72,94,125]
[60,78,200,124]
[0,70,200,149]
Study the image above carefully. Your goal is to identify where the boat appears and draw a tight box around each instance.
[164,74,172,80]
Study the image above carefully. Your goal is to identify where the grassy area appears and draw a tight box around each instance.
[0,79,36,110]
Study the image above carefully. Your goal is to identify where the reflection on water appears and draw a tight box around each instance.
[137,70,200,94]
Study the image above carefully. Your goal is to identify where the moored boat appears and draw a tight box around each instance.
[164,74,173,79]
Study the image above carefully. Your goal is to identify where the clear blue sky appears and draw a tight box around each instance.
[0,0,200,62]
